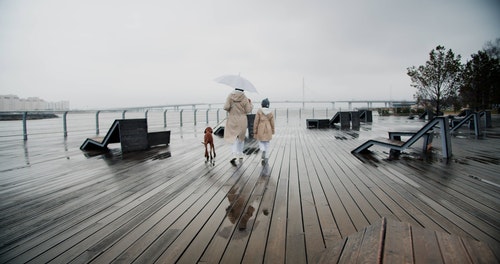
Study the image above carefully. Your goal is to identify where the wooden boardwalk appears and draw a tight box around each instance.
[0,115,499,263]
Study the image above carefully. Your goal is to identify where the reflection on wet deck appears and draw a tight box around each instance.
[0,115,499,263]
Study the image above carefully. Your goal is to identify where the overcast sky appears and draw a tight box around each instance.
[0,0,499,109]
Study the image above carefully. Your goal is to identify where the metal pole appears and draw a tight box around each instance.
[206,109,209,124]
[180,109,184,127]
[23,112,28,141]
[163,109,168,128]
[63,111,68,137]
[122,110,127,119]
[474,112,480,137]
[96,111,100,135]
[194,109,197,126]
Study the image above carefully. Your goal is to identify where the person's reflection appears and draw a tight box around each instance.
[226,184,255,230]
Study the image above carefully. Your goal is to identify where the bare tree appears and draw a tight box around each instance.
[407,46,462,115]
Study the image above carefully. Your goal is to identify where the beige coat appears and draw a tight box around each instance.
[253,108,275,141]
[223,91,253,143]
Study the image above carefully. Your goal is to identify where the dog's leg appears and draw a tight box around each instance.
[210,142,215,165]
[205,144,209,162]
[212,142,216,158]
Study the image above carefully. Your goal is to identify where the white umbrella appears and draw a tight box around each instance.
[214,74,258,93]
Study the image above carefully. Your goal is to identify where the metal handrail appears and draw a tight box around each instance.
[0,106,337,141]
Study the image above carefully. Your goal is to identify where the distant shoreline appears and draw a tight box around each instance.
[0,113,59,121]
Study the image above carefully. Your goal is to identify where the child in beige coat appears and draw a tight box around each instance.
[253,98,275,165]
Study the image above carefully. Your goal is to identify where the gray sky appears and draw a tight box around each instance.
[1,0,499,109]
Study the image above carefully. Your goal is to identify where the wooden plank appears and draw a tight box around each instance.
[89,154,235,263]
[264,126,292,263]
[184,155,259,263]
[357,220,383,263]
[435,231,472,264]
[317,238,347,263]
[337,226,365,263]
[218,163,267,263]
[241,129,287,264]
[285,132,307,263]
[305,131,370,234]
[383,219,413,263]
[296,131,326,262]
[461,236,499,264]
[301,131,360,237]
[322,133,422,227]
[381,165,498,248]
[299,131,343,252]
[412,227,443,264]
[313,130,382,225]
[1,154,184,262]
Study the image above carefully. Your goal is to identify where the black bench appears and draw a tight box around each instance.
[306,119,330,129]
[80,119,170,153]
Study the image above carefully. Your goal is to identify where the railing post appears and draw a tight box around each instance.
[23,112,28,141]
[206,109,210,124]
[217,109,220,124]
[145,109,149,119]
[163,109,168,128]
[473,112,481,137]
[180,109,184,127]
[122,110,127,119]
[63,111,68,137]
[439,116,452,158]
[194,109,197,126]
[96,111,100,135]
[287,108,289,123]
[312,107,315,118]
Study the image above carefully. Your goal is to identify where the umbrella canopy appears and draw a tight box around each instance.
[214,74,258,93]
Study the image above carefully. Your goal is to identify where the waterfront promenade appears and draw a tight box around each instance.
[0,112,499,263]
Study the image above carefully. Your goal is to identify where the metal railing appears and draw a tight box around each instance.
[0,106,341,141]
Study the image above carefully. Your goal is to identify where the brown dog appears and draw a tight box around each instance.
[204,127,216,164]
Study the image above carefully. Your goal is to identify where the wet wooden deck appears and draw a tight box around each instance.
[0,115,499,263]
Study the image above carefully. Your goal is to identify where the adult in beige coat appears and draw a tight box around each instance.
[224,88,253,165]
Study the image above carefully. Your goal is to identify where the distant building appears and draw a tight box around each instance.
[0,95,69,111]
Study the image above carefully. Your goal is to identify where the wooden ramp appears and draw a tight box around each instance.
[352,116,452,158]
[80,119,170,153]
[319,217,498,263]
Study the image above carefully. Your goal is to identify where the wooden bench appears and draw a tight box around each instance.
[352,116,451,158]
[80,119,170,153]
[388,131,433,154]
